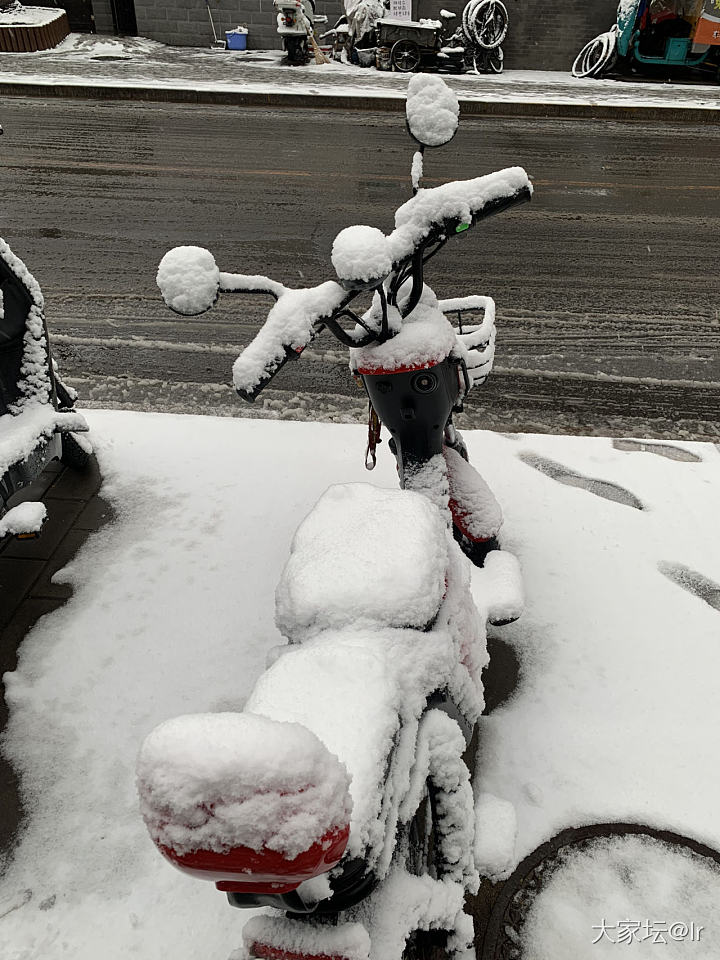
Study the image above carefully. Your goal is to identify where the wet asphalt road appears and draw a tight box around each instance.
[1,96,718,439]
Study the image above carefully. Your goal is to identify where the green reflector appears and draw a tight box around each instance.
[455,223,470,233]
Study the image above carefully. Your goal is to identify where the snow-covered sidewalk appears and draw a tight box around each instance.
[0,410,718,958]
[1,34,719,115]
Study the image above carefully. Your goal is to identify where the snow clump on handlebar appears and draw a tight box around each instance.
[405,74,459,148]
[331,225,393,287]
[156,245,220,316]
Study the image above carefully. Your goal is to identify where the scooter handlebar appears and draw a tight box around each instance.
[231,280,355,402]
[386,168,532,269]
[158,169,532,404]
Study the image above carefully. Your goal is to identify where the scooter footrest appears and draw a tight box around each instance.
[479,550,524,625]
[243,916,370,960]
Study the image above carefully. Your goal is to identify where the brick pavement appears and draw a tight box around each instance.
[0,456,112,856]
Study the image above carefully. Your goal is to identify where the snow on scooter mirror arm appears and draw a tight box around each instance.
[156,244,381,401]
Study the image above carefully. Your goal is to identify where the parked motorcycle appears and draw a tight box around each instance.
[0,236,89,538]
[144,75,531,959]
[274,0,327,64]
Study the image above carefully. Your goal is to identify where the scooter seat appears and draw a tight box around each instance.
[275,482,449,641]
[245,623,458,872]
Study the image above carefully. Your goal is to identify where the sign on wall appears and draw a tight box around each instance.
[389,0,412,20]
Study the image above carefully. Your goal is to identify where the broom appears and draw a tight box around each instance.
[310,32,330,63]
[205,0,227,49]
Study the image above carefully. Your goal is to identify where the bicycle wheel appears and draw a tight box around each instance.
[464,0,508,50]
[488,45,503,73]
[391,39,422,72]
[571,28,616,78]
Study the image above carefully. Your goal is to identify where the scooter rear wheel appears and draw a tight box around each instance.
[402,783,449,960]
[286,36,309,64]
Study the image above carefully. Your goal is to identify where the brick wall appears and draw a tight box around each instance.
[92,0,116,34]
[417,0,619,70]
[134,0,619,70]
[133,0,339,50]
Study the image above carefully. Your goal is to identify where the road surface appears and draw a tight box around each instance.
[1,96,718,439]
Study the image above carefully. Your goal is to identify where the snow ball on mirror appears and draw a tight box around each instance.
[156,245,219,316]
[405,74,459,148]
[331,225,392,284]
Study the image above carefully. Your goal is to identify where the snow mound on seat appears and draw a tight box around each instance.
[136,712,351,859]
[275,482,448,641]
[247,626,461,871]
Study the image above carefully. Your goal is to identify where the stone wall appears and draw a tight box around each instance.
[133,0,619,70]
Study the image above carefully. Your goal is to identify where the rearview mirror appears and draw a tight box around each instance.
[405,74,459,148]
[157,246,219,316]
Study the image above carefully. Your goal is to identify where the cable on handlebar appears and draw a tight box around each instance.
[401,247,426,320]
[324,313,379,348]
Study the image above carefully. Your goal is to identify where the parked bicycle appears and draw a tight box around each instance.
[141,75,531,960]
[323,0,509,73]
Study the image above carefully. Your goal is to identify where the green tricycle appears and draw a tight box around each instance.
[572,0,720,80]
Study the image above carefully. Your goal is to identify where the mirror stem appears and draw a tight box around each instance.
[411,145,425,196]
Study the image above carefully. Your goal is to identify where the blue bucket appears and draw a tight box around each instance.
[226,29,248,50]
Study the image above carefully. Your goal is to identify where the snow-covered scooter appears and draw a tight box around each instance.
[140,75,531,960]
[0,237,90,540]
[274,0,327,64]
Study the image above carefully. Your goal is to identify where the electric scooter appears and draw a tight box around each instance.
[274,0,327,64]
[141,75,531,960]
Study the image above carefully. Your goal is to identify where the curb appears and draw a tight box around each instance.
[1,80,719,123]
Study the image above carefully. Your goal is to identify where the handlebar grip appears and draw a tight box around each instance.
[233,281,350,403]
[389,168,533,270]
[470,183,532,226]
[235,337,316,403]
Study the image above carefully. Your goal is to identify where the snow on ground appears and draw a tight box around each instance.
[0,410,718,959]
[0,34,719,112]
[0,5,64,27]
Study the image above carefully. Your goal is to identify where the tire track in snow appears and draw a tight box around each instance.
[658,562,720,615]
[612,438,702,463]
[517,452,645,510]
